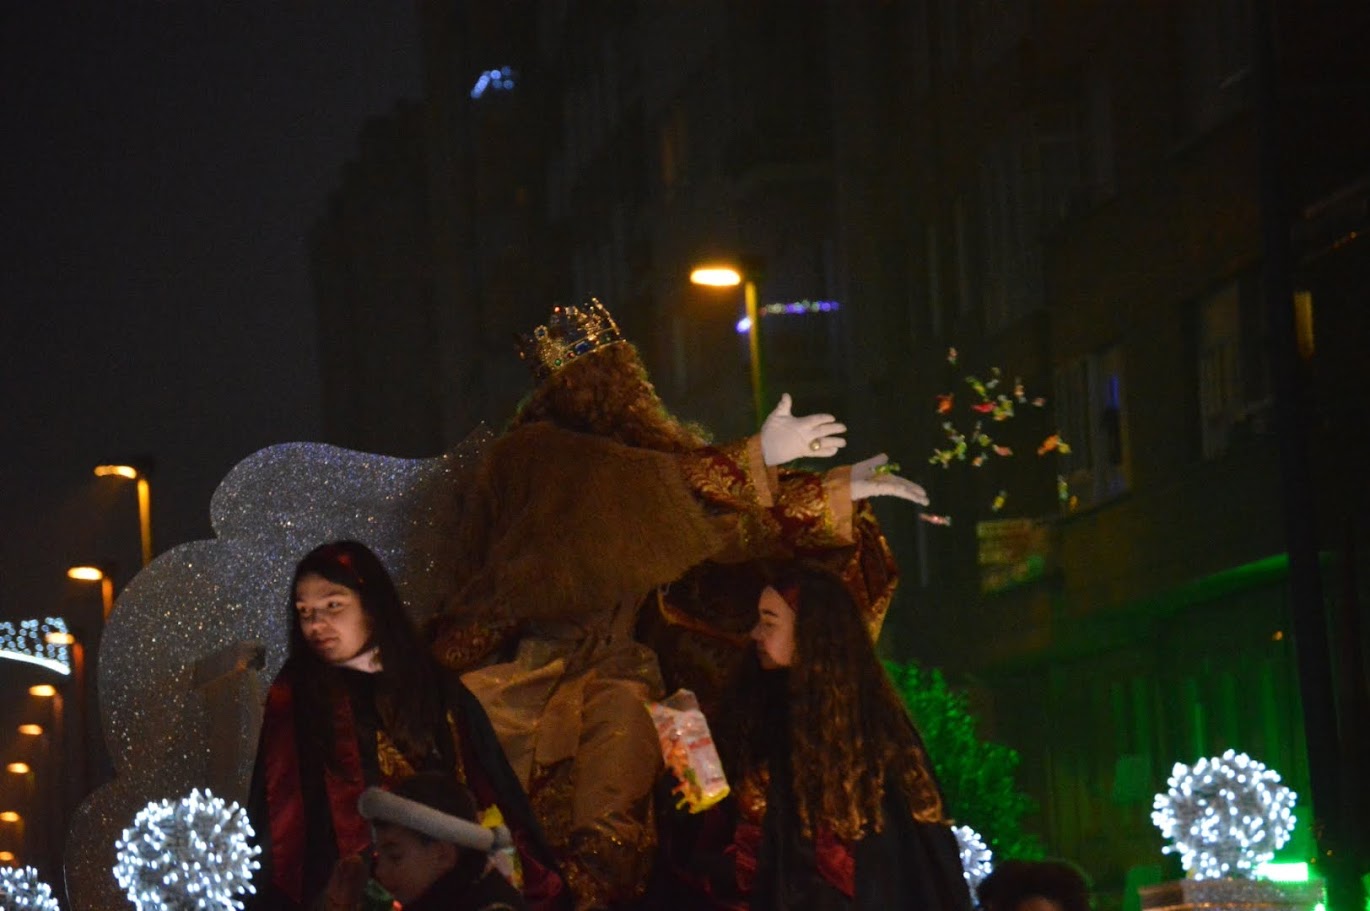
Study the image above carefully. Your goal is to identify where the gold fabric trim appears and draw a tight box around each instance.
[373,711,468,786]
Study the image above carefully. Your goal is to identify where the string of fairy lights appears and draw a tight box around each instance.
[1151,750,1297,880]
[954,824,995,893]
[112,789,260,911]
[0,618,72,677]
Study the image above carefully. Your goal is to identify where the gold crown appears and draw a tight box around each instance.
[516,298,625,381]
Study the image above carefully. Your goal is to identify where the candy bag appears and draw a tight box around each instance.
[646,689,730,813]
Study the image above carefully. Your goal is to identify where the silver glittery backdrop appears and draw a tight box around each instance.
[66,432,491,911]
[1139,878,1324,911]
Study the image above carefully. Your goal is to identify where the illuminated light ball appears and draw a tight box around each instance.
[113,788,261,911]
[0,865,62,911]
[1150,749,1296,880]
[953,824,995,894]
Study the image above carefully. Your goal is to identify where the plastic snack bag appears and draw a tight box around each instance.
[647,689,730,813]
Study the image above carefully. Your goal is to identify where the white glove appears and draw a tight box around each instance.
[849,453,930,506]
[760,393,847,466]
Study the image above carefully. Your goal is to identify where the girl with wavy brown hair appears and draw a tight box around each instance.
[659,562,973,911]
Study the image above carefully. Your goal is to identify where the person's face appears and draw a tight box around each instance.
[750,586,796,670]
[294,572,372,664]
[372,825,459,905]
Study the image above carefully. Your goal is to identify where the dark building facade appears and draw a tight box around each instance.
[310,3,1370,907]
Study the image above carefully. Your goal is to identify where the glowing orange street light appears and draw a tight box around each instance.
[0,811,20,822]
[67,565,115,619]
[0,850,13,862]
[28,685,57,698]
[94,462,154,566]
[690,262,764,425]
[17,725,43,737]
[5,763,29,775]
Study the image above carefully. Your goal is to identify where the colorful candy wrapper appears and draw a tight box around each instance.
[478,804,522,887]
[647,689,730,813]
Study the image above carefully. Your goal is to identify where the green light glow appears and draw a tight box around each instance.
[1256,861,1309,883]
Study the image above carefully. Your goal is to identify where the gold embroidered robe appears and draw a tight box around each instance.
[431,422,896,909]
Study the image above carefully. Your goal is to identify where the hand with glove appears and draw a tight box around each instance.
[760,393,848,466]
[849,453,930,506]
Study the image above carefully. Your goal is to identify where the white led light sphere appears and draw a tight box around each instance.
[0,866,62,911]
[953,824,995,894]
[1150,750,1296,880]
[113,788,261,911]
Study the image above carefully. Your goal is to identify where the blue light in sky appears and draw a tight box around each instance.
[734,300,841,333]
[471,66,517,99]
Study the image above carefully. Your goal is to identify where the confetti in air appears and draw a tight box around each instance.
[925,349,1069,517]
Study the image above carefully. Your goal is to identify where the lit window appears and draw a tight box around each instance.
[1054,343,1130,509]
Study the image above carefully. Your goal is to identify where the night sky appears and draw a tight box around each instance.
[1,4,422,628]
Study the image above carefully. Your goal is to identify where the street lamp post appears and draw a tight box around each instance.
[66,565,114,620]
[690,264,765,427]
[27,685,63,879]
[94,461,154,567]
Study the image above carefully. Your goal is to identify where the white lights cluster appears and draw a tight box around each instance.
[0,617,72,675]
[0,865,61,911]
[1151,750,1297,880]
[113,788,261,911]
[953,823,995,893]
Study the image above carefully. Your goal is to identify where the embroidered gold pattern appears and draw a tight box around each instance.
[374,711,467,786]
[527,759,655,910]
[430,617,520,672]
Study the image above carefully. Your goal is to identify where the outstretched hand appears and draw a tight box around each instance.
[849,453,930,506]
[322,853,369,911]
[760,393,848,466]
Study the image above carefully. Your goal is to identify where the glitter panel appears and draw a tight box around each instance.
[1138,878,1325,911]
[66,432,490,911]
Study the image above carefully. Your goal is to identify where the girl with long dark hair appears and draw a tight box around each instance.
[247,540,567,911]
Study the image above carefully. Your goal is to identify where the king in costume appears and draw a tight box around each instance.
[430,299,912,908]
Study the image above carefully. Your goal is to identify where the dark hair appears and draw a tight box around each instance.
[509,341,711,452]
[375,772,487,885]
[288,540,443,768]
[723,562,946,841]
[977,860,1092,911]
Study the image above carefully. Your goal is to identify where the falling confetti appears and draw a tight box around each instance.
[1037,434,1071,456]
[924,350,1064,523]
[920,513,953,527]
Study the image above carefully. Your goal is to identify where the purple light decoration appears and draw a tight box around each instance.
[735,300,841,333]
[471,66,517,99]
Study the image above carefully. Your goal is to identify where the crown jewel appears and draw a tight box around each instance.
[516,297,625,381]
